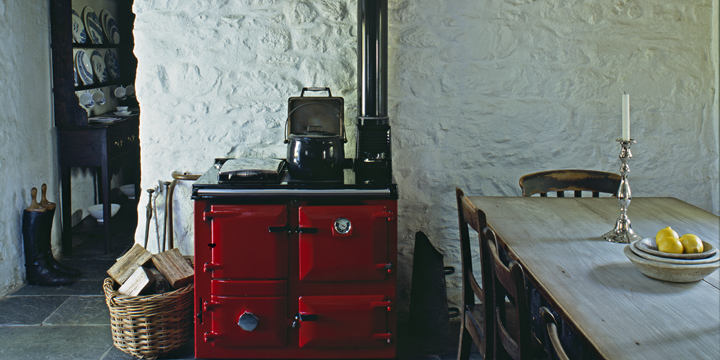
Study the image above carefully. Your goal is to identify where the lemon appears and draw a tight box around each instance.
[655,236,670,249]
[655,226,679,244]
[657,236,683,254]
[679,234,704,254]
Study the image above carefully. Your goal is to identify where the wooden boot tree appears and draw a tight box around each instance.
[39,183,56,211]
[26,187,46,212]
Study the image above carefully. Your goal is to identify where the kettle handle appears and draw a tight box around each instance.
[284,102,346,143]
[301,87,332,97]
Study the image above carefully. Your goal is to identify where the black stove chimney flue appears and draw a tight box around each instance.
[357,0,388,119]
[356,0,392,185]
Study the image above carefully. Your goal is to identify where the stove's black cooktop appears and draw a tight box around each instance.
[192,158,397,199]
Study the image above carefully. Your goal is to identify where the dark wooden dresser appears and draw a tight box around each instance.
[50,0,139,255]
[57,116,140,254]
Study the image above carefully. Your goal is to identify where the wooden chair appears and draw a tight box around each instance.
[456,188,495,360]
[484,227,546,360]
[540,307,570,360]
[519,169,621,197]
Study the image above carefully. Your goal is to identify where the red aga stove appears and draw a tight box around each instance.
[192,159,398,359]
[193,1,394,358]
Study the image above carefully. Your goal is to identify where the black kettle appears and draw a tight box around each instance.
[284,88,346,182]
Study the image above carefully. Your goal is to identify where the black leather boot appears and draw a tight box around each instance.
[39,184,81,278]
[40,208,82,278]
[22,188,76,286]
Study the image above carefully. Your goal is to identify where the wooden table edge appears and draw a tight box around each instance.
[471,195,720,360]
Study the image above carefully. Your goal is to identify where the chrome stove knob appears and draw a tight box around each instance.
[334,217,351,234]
[238,311,259,332]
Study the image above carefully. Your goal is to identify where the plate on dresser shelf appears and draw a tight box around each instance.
[75,50,94,85]
[89,117,121,122]
[104,50,120,81]
[100,10,110,41]
[90,50,108,83]
[71,9,86,43]
[83,6,104,44]
[73,55,78,86]
[100,9,120,44]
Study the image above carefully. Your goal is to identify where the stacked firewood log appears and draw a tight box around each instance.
[107,244,193,296]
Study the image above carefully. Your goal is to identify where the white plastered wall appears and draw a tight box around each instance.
[132,0,719,312]
[0,1,58,297]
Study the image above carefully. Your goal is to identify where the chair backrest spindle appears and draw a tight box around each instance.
[456,188,494,360]
[541,307,571,360]
[519,169,621,198]
[484,227,542,360]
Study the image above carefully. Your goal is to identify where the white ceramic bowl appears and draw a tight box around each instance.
[635,238,717,260]
[119,184,135,199]
[88,203,120,223]
[624,246,719,283]
[630,241,720,265]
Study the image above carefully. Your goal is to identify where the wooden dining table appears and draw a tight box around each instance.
[464,196,720,360]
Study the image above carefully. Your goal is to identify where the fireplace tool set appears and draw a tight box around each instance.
[142,172,201,253]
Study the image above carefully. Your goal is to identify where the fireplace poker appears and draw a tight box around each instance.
[153,185,161,253]
[162,181,171,252]
[166,179,178,250]
[144,188,154,249]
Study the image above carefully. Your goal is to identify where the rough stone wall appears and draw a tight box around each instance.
[0,1,58,297]
[133,0,719,311]
[132,0,359,257]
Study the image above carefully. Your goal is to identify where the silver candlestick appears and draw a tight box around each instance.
[603,139,642,243]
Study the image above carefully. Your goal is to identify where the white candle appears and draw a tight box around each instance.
[622,93,630,141]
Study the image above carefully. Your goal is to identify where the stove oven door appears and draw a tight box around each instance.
[296,295,393,348]
[204,205,288,279]
[204,280,288,348]
[298,205,393,282]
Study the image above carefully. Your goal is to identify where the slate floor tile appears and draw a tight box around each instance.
[10,279,104,296]
[0,296,68,325]
[0,325,113,359]
[397,319,482,360]
[43,296,109,325]
[102,340,195,359]
[56,259,117,281]
[66,238,133,261]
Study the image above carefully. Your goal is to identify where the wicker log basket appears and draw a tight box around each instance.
[103,278,194,359]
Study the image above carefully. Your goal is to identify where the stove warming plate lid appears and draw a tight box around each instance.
[218,158,285,184]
